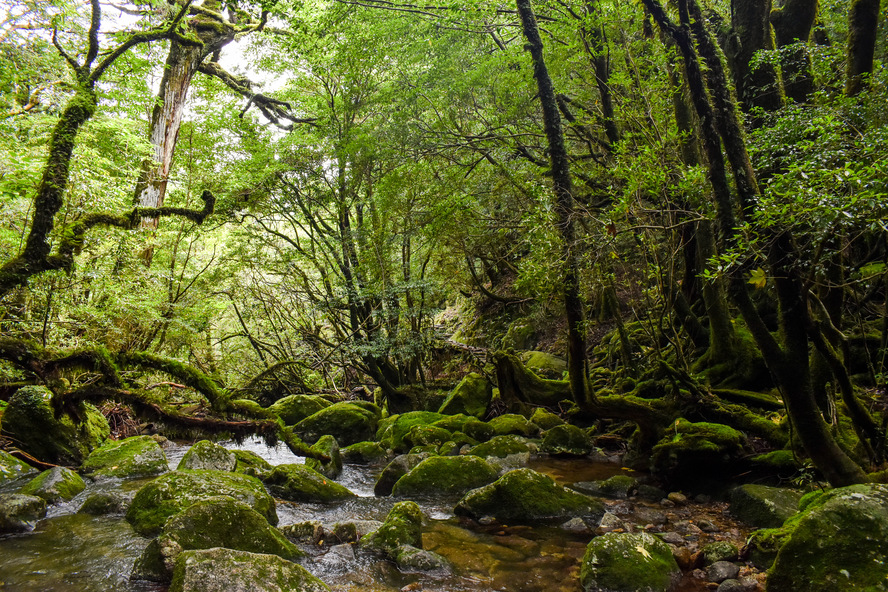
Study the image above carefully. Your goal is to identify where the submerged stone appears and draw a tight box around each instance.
[361,500,423,555]
[126,469,277,536]
[0,493,46,533]
[262,463,355,503]
[295,402,379,445]
[394,544,451,573]
[392,455,498,498]
[437,373,493,418]
[580,532,681,592]
[304,435,343,479]
[78,491,129,515]
[20,466,85,504]
[169,547,329,592]
[267,394,332,425]
[81,435,168,479]
[177,440,236,472]
[729,484,802,528]
[540,423,594,456]
[0,450,36,485]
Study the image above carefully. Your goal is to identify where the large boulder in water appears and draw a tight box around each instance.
[0,493,46,533]
[20,466,85,504]
[392,455,498,498]
[294,402,379,445]
[0,450,36,485]
[766,483,888,592]
[81,435,168,479]
[376,411,446,452]
[729,484,802,528]
[468,434,535,459]
[267,394,332,425]
[374,453,429,496]
[177,440,236,472]
[126,469,277,536]
[437,373,493,418]
[455,468,604,523]
[304,435,343,479]
[262,463,355,503]
[0,385,109,465]
[361,500,423,555]
[133,497,302,582]
[580,532,681,592]
[169,547,329,592]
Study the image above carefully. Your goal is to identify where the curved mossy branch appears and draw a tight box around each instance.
[0,338,121,389]
[117,351,228,411]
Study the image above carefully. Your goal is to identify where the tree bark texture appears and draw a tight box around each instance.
[770,0,817,102]
[846,0,881,96]
[728,0,784,113]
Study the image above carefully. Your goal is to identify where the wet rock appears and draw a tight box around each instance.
[341,441,387,464]
[295,402,380,446]
[637,484,668,501]
[78,491,129,515]
[0,493,46,533]
[717,578,759,592]
[487,414,540,437]
[707,561,741,583]
[573,474,638,499]
[455,468,604,524]
[262,463,355,503]
[529,408,564,430]
[20,466,85,504]
[650,420,747,489]
[540,424,593,456]
[729,484,802,528]
[744,528,787,570]
[126,469,277,536]
[659,532,685,545]
[702,541,739,564]
[468,434,535,459]
[695,518,719,532]
[437,373,493,418]
[580,532,681,592]
[0,385,109,465]
[595,512,625,534]
[267,394,332,425]
[394,544,451,573]
[392,455,498,498]
[403,425,453,449]
[374,453,429,496]
[231,449,272,476]
[81,435,168,479]
[0,450,36,485]
[281,520,324,543]
[169,547,329,592]
[562,517,592,533]
[766,483,888,592]
[634,506,668,526]
[177,440,236,472]
[667,492,688,505]
[672,546,695,570]
[361,500,423,555]
[133,497,302,582]
[305,435,343,479]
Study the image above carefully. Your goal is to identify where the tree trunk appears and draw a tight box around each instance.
[770,0,817,102]
[727,0,784,113]
[846,0,881,96]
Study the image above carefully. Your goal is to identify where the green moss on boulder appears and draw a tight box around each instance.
[469,434,535,458]
[0,493,46,533]
[232,449,273,475]
[392,456,498,498]
[267,394,331,425]
[295,402,379,445]
[78,491,128,515]
[305,435,343,479]
[126,469,277,536]
[455,468,604,523]
[341,441,387,464]
[376,411,446,452]
[20,466,85,504]
[0,450,36,485]
[374,453,429,496]
[520,351,568,379]
[0,385,109,465]
[361,500,423,555]
[650,419,747,488]
[488,413,540,437]
[530,408,564,430]
[541,424,593,456]
[262,463,355,503]
[580,532,680,592]
[82,436,168,479]
[437,373,493,418]
[177,440,236,472]
[729,484,802,528]
[404,425,453,449]
[169,548,329,592]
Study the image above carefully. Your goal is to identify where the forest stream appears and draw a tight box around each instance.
[0,438,754,592]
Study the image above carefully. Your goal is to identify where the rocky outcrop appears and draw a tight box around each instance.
[437,373,493,418]
[295,402,380,445]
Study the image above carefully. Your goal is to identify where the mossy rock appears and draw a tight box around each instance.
[468,434,535,459]
[177,440,236,472]
[295,402,379,445]
[169,547,329,592]
[748,450,799,475]
[267,394,332,425]
[0,450,36,485]
[580,532,681,592]
[572,474,638,499]
[392,456,499,498]
[374,453,429,496]
[20,466,85,504]
[488,413,540,437]
[431,414,495,442]
[126,469,277,536]
[262,463,355,503]
[701,540,738,564]
[341,441,387,464]
[519,351,568,379]
[729,484,803,528]
[530,408,564,430]
[540,424,593,456]
[232,449,273,476]
[78,491,128,515]
[376,411,446,452]
[403,425,454,449]
[0,493,46,533]
[305,434,343,479]
[502,319,535,350]
[650,419,747,488]
[455,468,605,523]
[437,373,493,418]
[133,497,303,582]
[394,544,451,573]
[81,435,168,479]
[361,500,423,555]
[766,483,888,592]
[0,385,109,465]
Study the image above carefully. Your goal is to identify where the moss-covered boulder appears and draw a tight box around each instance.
[572,474,639,499]
[469,434,535,459]
[177,440,236,472]
[20,466,85,504]
[437,373,493,418]
[374,453,429,496]
[729,484,803,528]
[341,441,387,464]
[232,449,273,476]
[530,408,565,430]
[766,483,888,592]
[262,463,355,503]
[0,385,109,465]
[520,351,568,379]
[267,394,332,425]
[0,493,46,533]
[304,435,343,479]
[78,491,128,515]
[295,402,379,445]
[394,544,451,573]
[650,419,747,487]
[454,468,605,523]
[701,540,739,564]
[488,413,540,437]
[403,424,453,449]
[541,424,593,456]
[126,469,277,536]
[0,450,36,485]
[361,500,423,555]
[431,414,494,442]
[169,547,329,592]
[81,435,168,479]
[376,411,446,452]
[392,456,499,498]
[133,497,303,582]
[580,532,681,592]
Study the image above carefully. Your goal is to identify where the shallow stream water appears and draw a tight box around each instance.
[0,438,751,591]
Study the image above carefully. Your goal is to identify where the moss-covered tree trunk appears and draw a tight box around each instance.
[727,0,784,114]
[769,0,817,102]
[846,0,881,96]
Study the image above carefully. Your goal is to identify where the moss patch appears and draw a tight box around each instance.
[580,532,680,592]
[267,394,331,425]
[262,463,355,503]
[20,467,85,504]
[81,436,168,479]
[305,434,343,479]
[376,411,446,452]
[392,455,498,498]
[169,548,329,592]
[177,440,236,472]
[295,402,379,445]
[488,413,540,437]
[438,373,493,418]
[540,424,593,456]
[361,500,423,555]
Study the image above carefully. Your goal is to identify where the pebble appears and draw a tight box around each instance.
[478,516,496,525]
[660,532,684,544]
[667,492,688,505]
